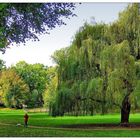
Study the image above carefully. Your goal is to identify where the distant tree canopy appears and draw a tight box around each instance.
[0,61,54,108]
[0,69,29,108]
[48,3,140,124]
[12,61,48,108]
[0,3,76,51]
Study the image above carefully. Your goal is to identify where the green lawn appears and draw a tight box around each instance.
[1,109,140,137]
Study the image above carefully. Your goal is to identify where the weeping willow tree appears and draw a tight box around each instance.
[103,41,136,123]
[45,3,140,124]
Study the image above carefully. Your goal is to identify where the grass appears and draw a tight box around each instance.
[2,125,140,137]
[1,109,140,137]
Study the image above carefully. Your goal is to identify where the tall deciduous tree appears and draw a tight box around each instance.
[0,69,29,108]
[0,3,76,51]
[13,61,48,107]
[102,41,136,123]
[50,4,140,125]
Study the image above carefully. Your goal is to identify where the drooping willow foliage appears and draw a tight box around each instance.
[46,4,140,117]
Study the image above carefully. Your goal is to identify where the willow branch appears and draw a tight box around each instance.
[78,96,121,108]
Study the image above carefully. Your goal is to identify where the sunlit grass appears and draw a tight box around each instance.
[0,109,140,136]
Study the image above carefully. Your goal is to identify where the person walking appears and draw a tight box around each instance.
[24,113,29,127]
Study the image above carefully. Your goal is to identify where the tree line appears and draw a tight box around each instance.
[0,2,76,109]
[0,61,56,109]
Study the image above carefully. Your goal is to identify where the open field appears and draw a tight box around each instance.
[1,109,140,137]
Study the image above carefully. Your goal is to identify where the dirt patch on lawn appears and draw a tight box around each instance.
[2,122,140,130]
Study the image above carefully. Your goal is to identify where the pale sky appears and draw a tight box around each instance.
[0,3,128,67]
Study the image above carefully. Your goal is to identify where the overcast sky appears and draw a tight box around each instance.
[0,3,128,67]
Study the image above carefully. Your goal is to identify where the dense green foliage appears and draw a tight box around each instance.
[43,67,58,115]
[0,61,54,108]
[0,3,76,51]
[12,61,48,107]
[49,3,140,122]
[0,69,29,108]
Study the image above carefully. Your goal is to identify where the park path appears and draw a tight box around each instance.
[1,122,140,131]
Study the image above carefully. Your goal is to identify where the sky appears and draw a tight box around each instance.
[0,3,128,67]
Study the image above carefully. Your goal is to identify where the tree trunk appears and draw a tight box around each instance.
[121,97,131,125]
[136,47,140,60]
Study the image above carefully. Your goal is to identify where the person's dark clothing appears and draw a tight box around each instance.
[24,114,29,127]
